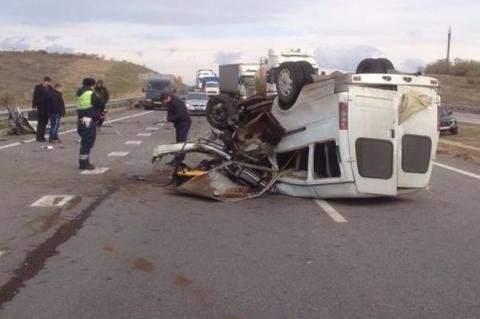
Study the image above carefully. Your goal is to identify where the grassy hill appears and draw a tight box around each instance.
[0,51,156,108]
[426,74,480,108]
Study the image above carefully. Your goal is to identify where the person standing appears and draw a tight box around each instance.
[32,76,53,142]
[95,80,110,128]
[76,78,105,170]
[47,83,66,143]
[161,91,191,162]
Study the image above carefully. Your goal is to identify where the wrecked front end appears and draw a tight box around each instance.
[152,95,285,201]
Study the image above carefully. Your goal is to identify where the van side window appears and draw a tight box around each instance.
[314,141,341,178]
[276,147,309,180]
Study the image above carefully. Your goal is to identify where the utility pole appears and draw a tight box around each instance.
[446,26,452,73]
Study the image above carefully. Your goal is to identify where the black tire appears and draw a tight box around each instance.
[356,58,395,74]
[275,62,307,110]
[376,58,395,72]
[450,127,458,135]
[296,61,316,83]
[206,94,237,130]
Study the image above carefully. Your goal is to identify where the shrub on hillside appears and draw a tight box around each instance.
[425,58,480,77]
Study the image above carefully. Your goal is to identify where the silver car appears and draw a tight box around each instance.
[185,92,209,114]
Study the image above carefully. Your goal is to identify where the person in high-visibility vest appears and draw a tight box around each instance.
[76,78,105,170]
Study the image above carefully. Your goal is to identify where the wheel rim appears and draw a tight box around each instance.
[212,103,227,123]
[278,69,293,97]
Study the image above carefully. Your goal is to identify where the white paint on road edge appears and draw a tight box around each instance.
[31,195,75,207]
[314,200,347,223]
[137,133,152,136]
[0,250,7,257]
[146,127,159,131]
[433,162,480,180]
[125,140,142,145]
[108,152,129,157]
[0,111,154,151]
[81,167,110,175]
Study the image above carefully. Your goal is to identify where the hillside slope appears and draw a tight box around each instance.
[0,51,156,107]
[428,74,480,108]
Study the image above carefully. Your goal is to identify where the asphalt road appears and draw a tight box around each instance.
[453,112,480,125]
[0,109,479,319]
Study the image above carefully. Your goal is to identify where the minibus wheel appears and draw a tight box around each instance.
[276,62,307,110]
[206,94,236,130]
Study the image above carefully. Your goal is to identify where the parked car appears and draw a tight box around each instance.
[141,80,176,110]
[185,92,209,114]
[438,105,458,134]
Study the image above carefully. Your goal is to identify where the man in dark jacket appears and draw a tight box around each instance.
[95,80,110,128]
[47,83,66,143]
[161,92,191,162]
[76,78,106,170]
[32,76,53,142]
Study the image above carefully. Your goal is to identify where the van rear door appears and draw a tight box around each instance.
[348,87,398,196]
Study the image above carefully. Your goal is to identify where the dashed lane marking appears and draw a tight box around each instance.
[31,195,75,207]
[433,162,480,180]
[137,133,152,137]
[108,152,129,157]
[0,250,7,257]
[125,140,143,145]
[146,127,160,131]
[81,167,110,175]
[314,199,347,223]
[0,111,154,152]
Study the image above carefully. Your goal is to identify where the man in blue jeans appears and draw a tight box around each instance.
[76,78,105,170]
[47,83,66,143]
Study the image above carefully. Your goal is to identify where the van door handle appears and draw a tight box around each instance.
[391,129,395,138]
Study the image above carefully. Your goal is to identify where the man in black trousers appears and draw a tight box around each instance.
[32,76,53,142]
[161,91,191,162]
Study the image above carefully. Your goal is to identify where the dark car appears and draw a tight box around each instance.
[141,80,177,110]
[438,105,458,134]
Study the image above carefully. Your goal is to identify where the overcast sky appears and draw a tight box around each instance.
[1,0,478,83]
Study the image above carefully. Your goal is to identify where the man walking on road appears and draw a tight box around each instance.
[32,76,53,142]
[47,83,66,143]
[76,78,105,170]
[161,92,191,162]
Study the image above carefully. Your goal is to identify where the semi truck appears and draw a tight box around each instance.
[218,63,260,99]
[195,69,217,90]
[259,48,319,94]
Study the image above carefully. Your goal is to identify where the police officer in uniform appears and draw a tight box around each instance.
[76,78,105,170]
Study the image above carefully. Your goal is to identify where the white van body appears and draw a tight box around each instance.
[272,73,440,198]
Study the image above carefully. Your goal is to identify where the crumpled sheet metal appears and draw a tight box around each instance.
[176,169,249,202]
[399,91,432,124]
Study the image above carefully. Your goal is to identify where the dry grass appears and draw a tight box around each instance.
[0,51,153,107]
[430,74,480,107]
[438,124,480,164]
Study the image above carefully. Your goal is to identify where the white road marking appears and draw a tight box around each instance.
[125,140,142,145]
[108,152,129,157]
[314,199,347,223]
[0,250,7,257]
[81,167,110,175]
[0,142,21,150]
[0,111,154,151]
[146,127,160,131]
[137,133,152,137]
[433,162,480,180]
[31,195,75,207]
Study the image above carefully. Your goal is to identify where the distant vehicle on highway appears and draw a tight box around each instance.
[204,81,220,96]
[438,105,458,134]
[185,92,209,114]
[141,79,176,110]
[196,69,217,90]
[219,63,259,99]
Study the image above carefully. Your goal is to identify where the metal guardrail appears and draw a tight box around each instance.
[0,97,141,127]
